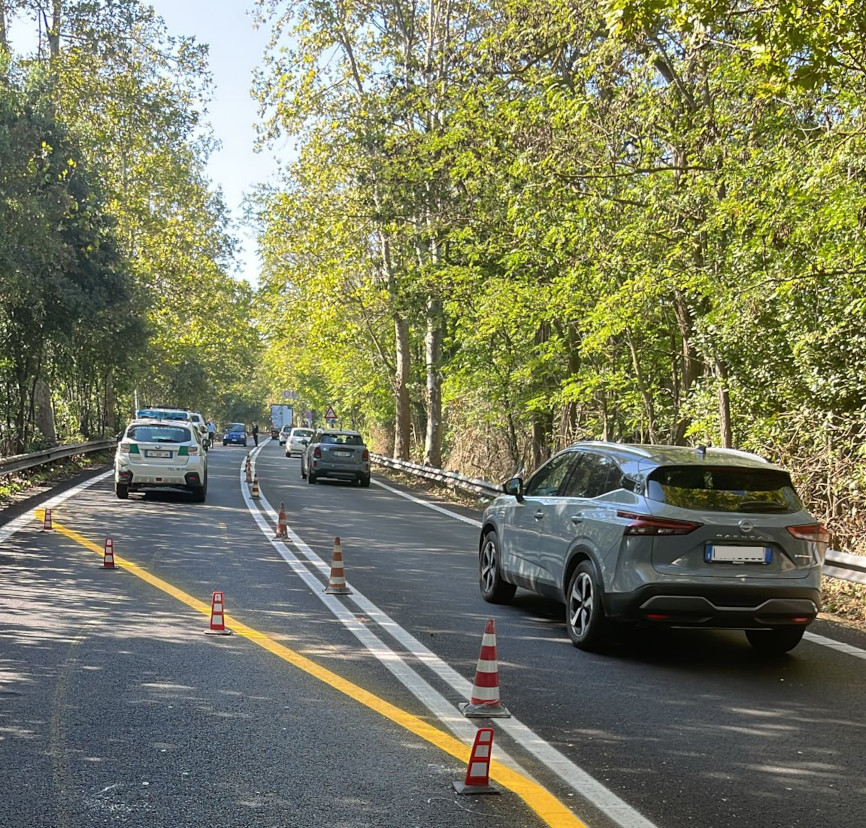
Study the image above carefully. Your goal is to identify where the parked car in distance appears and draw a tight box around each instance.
[115,419,207,502]
[479,442,827,655]
[278,425,292,446]
[300,428,370,486]
[286,427,314,457]
[223,423,247,447]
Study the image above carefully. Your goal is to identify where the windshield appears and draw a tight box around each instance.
[127,425,192,443]
[227,423,245,431]
[646,465,803,513]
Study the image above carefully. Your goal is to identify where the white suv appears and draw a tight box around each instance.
[115,419,208,502]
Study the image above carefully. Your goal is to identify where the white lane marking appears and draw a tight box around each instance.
[0,470,113,544]
[372,478,482,527]
[372,473,866,663]
[248,463,658,828]
[804,631,866,660]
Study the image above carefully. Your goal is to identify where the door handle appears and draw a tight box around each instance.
[570,514,585,524]
[534,510,545,520]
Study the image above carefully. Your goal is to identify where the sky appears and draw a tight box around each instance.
[147,0,283,285]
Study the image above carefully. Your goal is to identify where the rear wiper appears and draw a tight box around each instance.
[738,500,788,513]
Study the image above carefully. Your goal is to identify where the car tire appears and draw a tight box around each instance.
[479,530,516,604]
[308,470,317,484]
[115,483,129,500]
[565,561,611,651]
[745,627,805,654]
[192,477,207,503]
[359,475,371,488]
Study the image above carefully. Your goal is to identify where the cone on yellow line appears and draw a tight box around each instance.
[205,591,232,635]
[275,503,288,539]
[453,727,499,795]
[251,474,260,498]
[102,537,116,569]
[41,509,53,531]
[459,618,511,718]
[324,537,352,595]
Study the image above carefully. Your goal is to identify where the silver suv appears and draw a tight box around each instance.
[479,442,827,654]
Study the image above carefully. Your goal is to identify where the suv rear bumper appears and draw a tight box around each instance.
[605,584,821,628]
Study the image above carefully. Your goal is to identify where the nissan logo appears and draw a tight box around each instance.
[738,520,754,533]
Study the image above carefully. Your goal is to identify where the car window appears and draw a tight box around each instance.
[228,423,245,431]
[561,453,622,498]
[344,435,363,446]
[127,425,192,443]
[524,452,579,497]
[646,465,803,513]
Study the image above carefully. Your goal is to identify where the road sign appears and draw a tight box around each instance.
[324,405,337,420]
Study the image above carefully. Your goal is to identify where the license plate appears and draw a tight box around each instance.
[145,450,172,458]
[332,449,352,457]
[705,544,771,564]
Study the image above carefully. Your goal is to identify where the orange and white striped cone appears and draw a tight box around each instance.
[251,474,260,498]
[324,537,352,595]
[204,591,232,635]
[459,618,511,718]
[245,456,252,484]
[453,727,499,795]
[275,503,288,539]
[102,537,116,569]
[41,508,53,531]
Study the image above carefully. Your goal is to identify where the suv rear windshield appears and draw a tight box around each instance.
[646,466,803,513]
[127,425,192,443]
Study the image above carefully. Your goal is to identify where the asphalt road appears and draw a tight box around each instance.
[1,439,864,828]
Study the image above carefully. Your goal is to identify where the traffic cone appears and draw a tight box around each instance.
[205,591,232,635]
[42,508,53,531]
[324,537,352,595]
[245,456,252,484]
[275,503,288,539]
[459,618,510,718]
[102,537,116,569]
[251,474,260,498]
[453,728,499,795]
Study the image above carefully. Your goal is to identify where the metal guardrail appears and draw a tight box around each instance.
[371,453,866,587]
[0,440,115,477]
[824,550,866,586]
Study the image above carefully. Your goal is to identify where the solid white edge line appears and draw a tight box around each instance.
[249,452,659,828]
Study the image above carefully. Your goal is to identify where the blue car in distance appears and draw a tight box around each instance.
[222,423,247,447]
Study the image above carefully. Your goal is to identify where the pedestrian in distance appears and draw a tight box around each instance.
[207,420,216,448]
[252,422,259,446]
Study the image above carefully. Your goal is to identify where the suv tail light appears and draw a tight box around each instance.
[618,512,702,536]
[362,449,369,461]
[787,523,829,564]
[313,446,322,458]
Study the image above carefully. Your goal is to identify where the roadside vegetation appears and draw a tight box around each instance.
[0,0,264,457]
[252,0,866,555]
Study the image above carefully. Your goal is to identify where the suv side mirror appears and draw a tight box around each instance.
[503,477,525,502]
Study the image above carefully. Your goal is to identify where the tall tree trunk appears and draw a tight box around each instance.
[423,293,443,467]
[48,0,61,59]
[34,377,56,444]
[393,313,411,460]
[671,291,701,444]
[0,1,8,52]
[715,356,733,448]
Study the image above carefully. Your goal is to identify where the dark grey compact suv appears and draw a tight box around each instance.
[479,442,827,654]
[300,428,371,486]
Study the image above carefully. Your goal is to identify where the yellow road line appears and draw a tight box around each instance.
[43,512,588,828]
